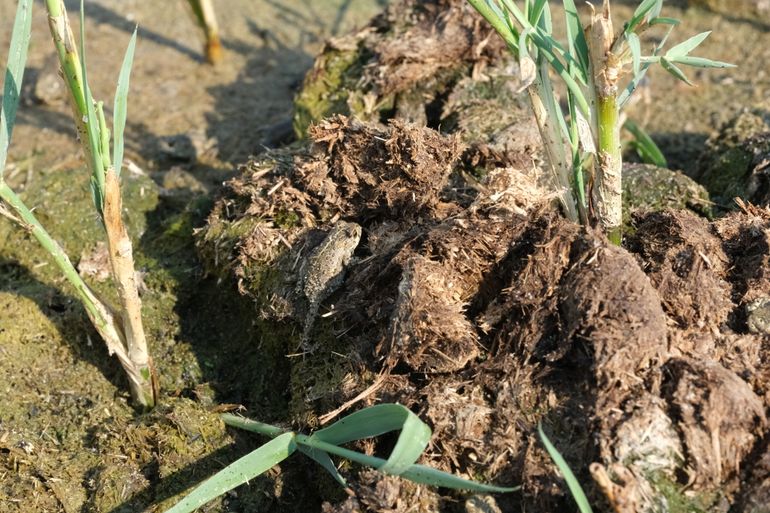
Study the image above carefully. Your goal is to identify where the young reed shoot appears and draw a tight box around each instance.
[467,0,733,243]
[0,0,156,408]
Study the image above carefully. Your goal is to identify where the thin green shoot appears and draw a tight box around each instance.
[113,29,137,177]
[538,423,593,513]
[0,0,33,179]
[624,119,667,168]
[163,404,518,513]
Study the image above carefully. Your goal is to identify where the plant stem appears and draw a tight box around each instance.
[44,0,93,165]
[528,73,578,222]
[103,168,156,407]
[221,414,286,437]
[587,0,622,244]
[221,414,389,470]
[187,0,222,64]
[594,95,621,243]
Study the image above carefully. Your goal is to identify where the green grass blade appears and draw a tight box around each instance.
[618,23,676,107]
[627,0,658,33]
[562,0,589,76]
[627,32,641,75]
[379,408,431,475]
[670,55,735,68]
[666,31,711,58]
[113,28,137,177]
[538,423,593,513]
[96,101,110,170]
[78,0,105,211]
[0,0,34,179]
[529,0,548,26]
[660,57,693,85]
[624,119,667,167]
[467,0,520,52]
[297,446,347,487]
[649,16,680,26]
[164,432,297,513]
[300,434,518,493]
[400,464,520,493]
[312,404,420,445]
[310,404,431,476]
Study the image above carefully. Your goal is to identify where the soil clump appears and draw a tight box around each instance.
[198,109,770,511]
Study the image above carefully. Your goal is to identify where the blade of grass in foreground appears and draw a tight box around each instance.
[0,0,34,177]
[538,423,594,513]
[164,432,297,513]
[310,403,431,475]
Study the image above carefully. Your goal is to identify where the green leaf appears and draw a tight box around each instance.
[0,0,34,180]
[666,31,711,59]
[310,404,431,476]
[400,464,520,493]
[538,423,593,513]
[297,446,347,487]
[660,56,693,85]
[164,432,297,513]
[312,404,420,445]
[624,119,667,168]
[670,55,735,68]
[562,0,589,77]
[618,23,676,107]
[626,0,659,33]
[649,16,680,26]
[379,409,432,476]
[113,28,137,177]
[467,0,519,52]
[79,0,105,212]
[529,0,548,26]
[627,32,641,75]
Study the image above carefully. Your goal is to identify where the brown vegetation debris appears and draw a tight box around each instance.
[480,212,580,356]
[322,469,441,513]
[388,255,479,372]
[628,209,732,331]
[591,462,666,513]
[661,357,767,492]
[308,115,464,220]
[715,204,770,308]
[367,0,506,97]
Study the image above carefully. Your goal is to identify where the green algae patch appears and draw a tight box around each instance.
[649,473,715,513]
[292,0,508,140]
[0,288,129,513]
[0,160,298,511]
[695,101,770,207]
[0,168,158,285]
[293,41,373,139]
[622,163,712,230]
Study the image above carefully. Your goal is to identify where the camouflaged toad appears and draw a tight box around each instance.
[296,221,362,351]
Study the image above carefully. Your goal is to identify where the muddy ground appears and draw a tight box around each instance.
[1,0,770,512]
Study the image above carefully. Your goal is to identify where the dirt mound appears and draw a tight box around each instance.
[196,110,770,512]
[292,0,538,172]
